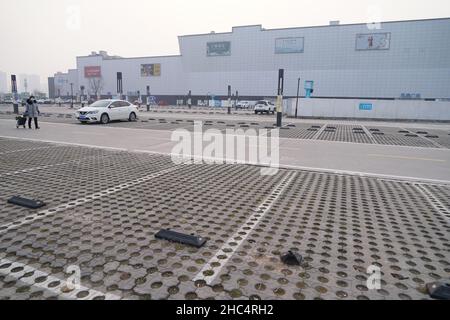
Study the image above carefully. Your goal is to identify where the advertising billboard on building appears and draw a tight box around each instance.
[207,42,231,56]
[141,64,161,77]
[84,66,102,78]
[275,37,304,54]
[356,33,391,50]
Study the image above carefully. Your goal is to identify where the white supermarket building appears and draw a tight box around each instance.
[49,17,450,105]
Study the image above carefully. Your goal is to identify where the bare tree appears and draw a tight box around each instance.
[89,77,103,99]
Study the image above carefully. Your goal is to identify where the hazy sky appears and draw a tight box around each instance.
[0,0,449,83]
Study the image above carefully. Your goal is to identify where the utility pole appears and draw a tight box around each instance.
[80,86,85,107]
[188,90,192,109]
[295,77,300,118]
[146,85,151,111]
[117,72,123,100]
[276,69,284,127]
[11,75,18,114]
[70,83,74,109]
[227,85,231,115]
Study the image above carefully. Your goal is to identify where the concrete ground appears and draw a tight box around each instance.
[0,105,449,300]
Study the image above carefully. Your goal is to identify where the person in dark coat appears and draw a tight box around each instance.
[25,96,40,129]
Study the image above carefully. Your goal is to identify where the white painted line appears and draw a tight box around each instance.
[400,127,444,149]
[193,171,298,285]
[0,154,115,179]
[0,146,62,156]
[0,135,127,152]
[0,258,121,300]
[277,163,450,185]
[415,184,450,222]
[312,123,328,140]
[0,165,181,234]
[361,125,377,144]
[368,154,446,163]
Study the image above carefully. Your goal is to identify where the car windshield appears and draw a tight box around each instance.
[89,101,111,108]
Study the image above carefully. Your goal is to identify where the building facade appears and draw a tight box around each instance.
[0,71,7,93]
[51,18,450,102]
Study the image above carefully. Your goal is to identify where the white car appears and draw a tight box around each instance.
[254,100,275,114]
[235,101,252,109]
[76,99,138,124]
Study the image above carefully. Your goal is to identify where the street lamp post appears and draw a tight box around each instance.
[70,83,74,109]
[295,77,301,118]
[80,86,85,107]
[11,75,18,114]
[117,72,123,100]
[227,85,231,115]
[146,85,151,111]
[276,69,284,128]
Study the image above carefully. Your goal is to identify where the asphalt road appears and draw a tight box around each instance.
[1,117,449,183]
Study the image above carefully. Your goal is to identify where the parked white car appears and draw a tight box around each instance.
[254,100,275,114]
[235,101,252,109]
[76,99,138,124]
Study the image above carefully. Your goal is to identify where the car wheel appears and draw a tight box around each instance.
[255,111,259,115]
[100,113,109,124]
[129,112,137,122]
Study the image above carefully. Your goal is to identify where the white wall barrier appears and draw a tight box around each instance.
[284,98,450,121]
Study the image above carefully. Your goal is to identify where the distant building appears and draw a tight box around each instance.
[51,18,450,102]
[48,77,55,99]
[0,71,7,93]
[53,70,78,98]
[18,74,41,93]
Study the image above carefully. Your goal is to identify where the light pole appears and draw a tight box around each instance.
[117,72,123,100]
[11,75,18,114]
[80,86,85,107]
[276,69,284,128]
[146,85,151,111]
[295,77,300,118]
[227,85,231,115]
[70,83,74,109]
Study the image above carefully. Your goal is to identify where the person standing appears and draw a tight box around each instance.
[25,96,40,129]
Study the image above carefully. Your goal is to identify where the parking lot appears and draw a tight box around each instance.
[0,105,449,300]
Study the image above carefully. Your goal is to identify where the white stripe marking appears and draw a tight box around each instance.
[0,165,181,234]
[0,146,61,155]
[193,171,297,285]
[312,123,328,140]
[0,258,121,300]
[0,135,127,152]
[0,154,115,178]
[415,184,450,222]
[361,125,377,144]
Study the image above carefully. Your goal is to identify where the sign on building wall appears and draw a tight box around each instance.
[207,42,231,56]
[275,37,304,54]
[141,64,161,77]
[356,33,391,51]
[359,103,373,111]
[84,66,102,78]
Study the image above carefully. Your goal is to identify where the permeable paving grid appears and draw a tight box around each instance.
[0,138,449,300]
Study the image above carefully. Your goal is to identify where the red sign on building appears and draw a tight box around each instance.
[84,66,102,78]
